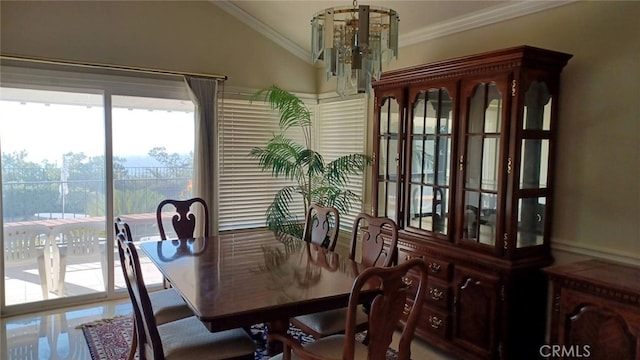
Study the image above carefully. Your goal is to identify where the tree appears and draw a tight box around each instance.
[249,86,371,238]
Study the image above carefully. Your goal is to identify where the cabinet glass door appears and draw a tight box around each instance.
[517,81,553,247]
[377,97,400,220]
[406,88,453,235]
[462,82,503,246]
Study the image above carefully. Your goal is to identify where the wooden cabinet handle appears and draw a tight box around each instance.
[461,277,481,290]
[429,287,444,301]
[405,254,413,261]
[429,315,442,329]
[403,303,411,315]
[428,262,441,273]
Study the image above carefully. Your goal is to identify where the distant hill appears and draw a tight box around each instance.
[120,155,162,168]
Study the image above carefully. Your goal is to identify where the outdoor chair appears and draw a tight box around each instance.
[270,258,428,360]
[3,224,52,299]
[115,217,195,360]
[291,214,399,339]
[56,221,107,295]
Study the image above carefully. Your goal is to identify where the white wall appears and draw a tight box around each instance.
[0,1,316,93]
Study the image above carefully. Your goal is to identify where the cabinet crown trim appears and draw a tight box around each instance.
[373,45,572,88]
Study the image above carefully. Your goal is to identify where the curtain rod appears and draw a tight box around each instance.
[0,53,228,81]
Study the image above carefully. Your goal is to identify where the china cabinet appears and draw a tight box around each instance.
[372,46,572,359]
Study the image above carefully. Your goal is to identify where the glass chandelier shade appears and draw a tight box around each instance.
[311,2,399,96]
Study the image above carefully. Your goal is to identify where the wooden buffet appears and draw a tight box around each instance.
[544,260,640,360]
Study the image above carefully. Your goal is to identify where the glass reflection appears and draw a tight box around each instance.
[386,183,396,220]
[468,85,485,133]
[465,135,482,189]
[520,139,549,189]
[464,191,480,241]
[482,138,500,191]
[379,139,387,177]
[379,98,390,134]
[523,81,552,131]
[406,89,452,235]
[517,197,546,247]
[485,84,502,133]
[463,191,496,246]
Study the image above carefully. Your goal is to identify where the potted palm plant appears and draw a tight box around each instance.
[249,86,371,239]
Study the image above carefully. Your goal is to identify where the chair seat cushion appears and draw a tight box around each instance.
[293,305,368,336]
[149,288,193,325]
[270,334,368,360]
[159,316,255,360]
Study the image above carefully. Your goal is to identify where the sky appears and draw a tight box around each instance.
[0,92,195,165]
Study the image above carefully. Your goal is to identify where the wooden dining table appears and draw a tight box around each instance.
[138,229,376,355]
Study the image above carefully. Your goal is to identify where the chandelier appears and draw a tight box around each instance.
[311,0,399,96]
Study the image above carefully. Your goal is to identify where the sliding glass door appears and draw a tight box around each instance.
[1,67,195,314]
[1,87,107,306]
[111,95,195,290]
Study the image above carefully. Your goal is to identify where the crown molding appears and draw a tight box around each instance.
[400,1,577,47]
[212,1,309,62]
[212,1,577,64]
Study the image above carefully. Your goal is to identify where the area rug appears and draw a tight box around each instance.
[79,315,399,360]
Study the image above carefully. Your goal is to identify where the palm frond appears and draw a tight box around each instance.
[298,149,325,177]
[250,86,370,240]
[311,186,361,215]
[324,154,372,187]
[265,185,304,237]
[249,134,304,180]
[251,86,312,132]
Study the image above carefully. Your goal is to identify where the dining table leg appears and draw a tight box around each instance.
[265,318,289,356]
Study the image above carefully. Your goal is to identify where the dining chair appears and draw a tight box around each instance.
[117,219,255,360]
[291,214,399,339]
[156,197,209,240]
[115,217,197,360]
[270,258,428,360]
[348,213,399,268]
[301,204,340,251]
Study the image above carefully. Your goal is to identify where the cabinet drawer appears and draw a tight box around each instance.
[422,306,450,339]
[426,277,450,310]
[425,257,452,281]
[398,248,424,263]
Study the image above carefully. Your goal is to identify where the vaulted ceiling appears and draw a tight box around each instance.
[212,1,574,62]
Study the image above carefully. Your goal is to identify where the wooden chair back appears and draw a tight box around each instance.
[349,213,398,268]
[116,219,165,359]
[344,258,428,360]
[156,197,209,240]
[114,217,133,244]
[302,204,340,251]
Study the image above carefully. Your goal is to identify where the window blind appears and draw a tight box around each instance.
[218,98,306,231]
[316,96,368,231]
